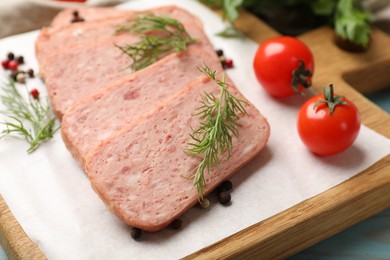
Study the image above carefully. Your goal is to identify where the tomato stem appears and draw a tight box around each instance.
[291,59,312,94]
[314,84,348,115]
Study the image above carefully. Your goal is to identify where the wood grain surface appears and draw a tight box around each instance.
[0,197,46,259]
[1,9,389,260]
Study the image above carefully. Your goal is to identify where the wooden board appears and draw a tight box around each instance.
[1,9,389,260]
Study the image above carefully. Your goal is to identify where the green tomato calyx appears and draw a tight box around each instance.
[291,59,312,94]
[314,84,348,115]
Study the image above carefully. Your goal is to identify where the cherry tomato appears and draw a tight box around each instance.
[253,36,314,97]
[297,85,360,156]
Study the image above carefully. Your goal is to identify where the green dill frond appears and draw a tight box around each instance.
[116,14,197,71]
[0,78,59,153]
[186,64,248,201]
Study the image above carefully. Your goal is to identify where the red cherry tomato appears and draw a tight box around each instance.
[253,36,314,97]
[297,85,360,156]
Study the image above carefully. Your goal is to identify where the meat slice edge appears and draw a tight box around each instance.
[50,7,129,28]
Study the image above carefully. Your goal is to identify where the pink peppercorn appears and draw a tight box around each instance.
[1,60,9,69]
[8,60,19,71]
[30,89,39,100]
[224,59,234,69]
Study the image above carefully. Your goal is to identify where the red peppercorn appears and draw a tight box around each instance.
[224,59,234,69]
[8,60,19,71]
[1,60,9,69]
[30,89,39,100]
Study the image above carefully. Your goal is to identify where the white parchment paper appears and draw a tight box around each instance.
[0,0,389,259]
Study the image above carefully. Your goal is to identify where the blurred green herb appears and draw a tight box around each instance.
[335,0,372,48]
[0,78,58,153]
[200,0,372,47]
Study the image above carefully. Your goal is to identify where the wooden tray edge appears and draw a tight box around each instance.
[184,155,390,259]
[0,196,47,260]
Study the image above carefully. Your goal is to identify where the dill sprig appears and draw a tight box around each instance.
[116,14,196,71]
[0,78,58,153]
[186,65,248,201]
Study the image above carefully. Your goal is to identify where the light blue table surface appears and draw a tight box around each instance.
[0,92,389,260]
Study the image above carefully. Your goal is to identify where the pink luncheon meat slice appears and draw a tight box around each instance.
[36,6,205,74]
[84,74,270,232]
[41,7,212,118]
[61,46,222,168]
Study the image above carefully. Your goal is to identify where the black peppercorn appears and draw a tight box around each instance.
[16,56,24,64]
[7,52,14,60]
[169,219,182,230]
[218,191,231,205]
[216,49,224,57]
[217,180,233,193]
[27,68,35,78]
[71,17,85,23]
[130,227,142,240]
[72,10,79,17]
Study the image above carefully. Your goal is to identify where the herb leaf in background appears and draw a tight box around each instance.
[200,0,372,47]
[116,14,196,71]
[217,0,244,37]
[335,0,372,47]
[0,78,58,153]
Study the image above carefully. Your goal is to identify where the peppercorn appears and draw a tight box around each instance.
[216,49,224,57]
[16,73,26,84]
[1,60,9,69]
[222,59,234,69]
[8,60,19,71]
[218,191,231,205]
[71,17,85,23]
[169,219,183,230]
[27,68,35,78]
[130,227,142,240]
[16,56,24,64]
[71,10,85,23]
[218,180,233,192]
[72,10,79,17]
[30,89,40,100]
[7,52,14,60]
[199,198,210,209]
